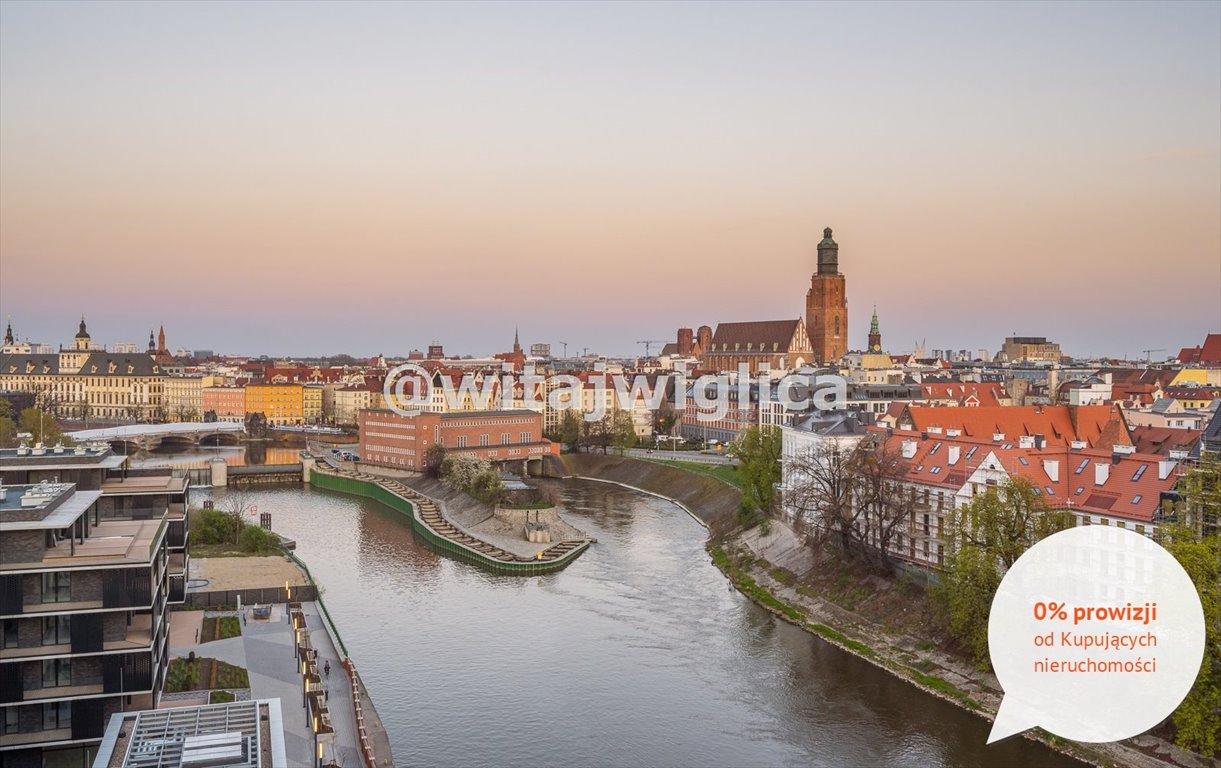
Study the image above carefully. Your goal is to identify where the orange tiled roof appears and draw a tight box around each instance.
[876,428,1179,523]
[898,404,1130,449]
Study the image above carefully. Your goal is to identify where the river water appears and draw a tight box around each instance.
[193,470,1083,768]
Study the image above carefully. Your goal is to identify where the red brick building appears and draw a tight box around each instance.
[359,408,556,471]
[806,227,848,365]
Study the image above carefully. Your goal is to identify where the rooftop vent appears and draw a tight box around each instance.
[945,428,961,437]
[1070,440,1087,450]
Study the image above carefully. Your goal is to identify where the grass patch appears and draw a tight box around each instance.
[201,616,241,642]
[808,622,876,658]
[906,668,980,710]
[209,690,236,704]
[769,567,795,586]
[708,545,805,622]
[188,544,277,559]
[914,639,937,651]
[644,458,744,489]
[167,657,250,692]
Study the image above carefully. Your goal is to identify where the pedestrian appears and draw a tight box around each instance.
[324,660,331,677]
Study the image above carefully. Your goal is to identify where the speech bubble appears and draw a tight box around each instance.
[987,525,1205,744]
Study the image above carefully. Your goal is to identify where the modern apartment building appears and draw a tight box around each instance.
[0,444,185,768]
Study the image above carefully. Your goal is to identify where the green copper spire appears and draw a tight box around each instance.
[870,305,879,335]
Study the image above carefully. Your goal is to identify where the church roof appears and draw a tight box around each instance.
[708,319,806,350]
[0,352,163,377]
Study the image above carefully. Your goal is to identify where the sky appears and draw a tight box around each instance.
[1,1,1218,359]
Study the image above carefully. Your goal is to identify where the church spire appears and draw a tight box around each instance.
[513,327,521,354]
[3,316,12,346]
[868,305,882,353]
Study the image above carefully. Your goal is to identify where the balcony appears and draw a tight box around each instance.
[0,727,72,748]
[0,614,154,660]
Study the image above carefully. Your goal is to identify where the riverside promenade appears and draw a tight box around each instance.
[173,594,393,766]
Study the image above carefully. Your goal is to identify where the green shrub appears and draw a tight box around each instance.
[239,526,278,553]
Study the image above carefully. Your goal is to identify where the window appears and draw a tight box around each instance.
[520,431,531,443]
[455,436,467,448]
[478,434,489,447]
[1074,458,1090,474]
[1045,486,1055,496]
[1018,456,1029,466]
[2,619,18,649]
[4,706,17,734]
[42,615,70,646]
[1131,464,1148,481]
[1075,487,1084,496]
[41,572,70,603]
[929,466,941,474]
[502,433,511,445]
[1132,495,1142,504]
[42,701,71,730]
[41,658,71,688]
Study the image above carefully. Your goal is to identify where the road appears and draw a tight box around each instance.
[625,447,736,465]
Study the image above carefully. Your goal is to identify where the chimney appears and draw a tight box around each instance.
[1034,433,1045,449]
[946,428,961,437]
[992,432,1005,442]
[1158,460,1177,481]
[920,431,929,441]
[1042,459,1059,482]
[901,439,917,459]
[1168,449,1188,460]
[948,445,961,465]
[928,426,942,434]
[1112,444,1136,455]
[1019,435,1035,449]
[1095,463,1109,486]
[1070,440,1087,450]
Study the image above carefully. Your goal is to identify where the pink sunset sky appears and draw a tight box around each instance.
[1,1,1218,358]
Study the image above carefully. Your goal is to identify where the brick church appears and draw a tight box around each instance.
[665,227,849,372]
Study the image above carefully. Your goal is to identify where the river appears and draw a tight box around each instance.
[194,471,1084,768]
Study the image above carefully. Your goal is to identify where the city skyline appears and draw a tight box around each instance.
[1,1,1219,357]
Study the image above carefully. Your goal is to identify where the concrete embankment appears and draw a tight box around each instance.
[542,454,742,532]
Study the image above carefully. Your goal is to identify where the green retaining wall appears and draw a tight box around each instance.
[310,471,589,575]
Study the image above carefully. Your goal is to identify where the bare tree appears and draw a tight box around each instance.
[784,439,865,556]
[221,487,255,545]
[851,442,916,573]
[784,438,913,570]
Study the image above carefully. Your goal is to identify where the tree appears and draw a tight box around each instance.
[851,442,917,572]
[785,438,868,554]
[1160,455,1221,755]
[220,488,255,545]
[557,410,582,453]
[19,407,70,446]
[423,443,448,478]
[245,411,269,438]
[935,477,1073,667]
[950,476,1073,570]
[202,410,218,423]
[728,425,782,527]
[609,408,636,455]
[0,400,17,448]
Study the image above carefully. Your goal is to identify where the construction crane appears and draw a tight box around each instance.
[637,340,669,357]
[1141,348,1166,364]
[557,341,569,358]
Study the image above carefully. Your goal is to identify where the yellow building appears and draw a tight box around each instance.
[244,383,305,426]
[1170,368,1221,387]
[303,384,323,424]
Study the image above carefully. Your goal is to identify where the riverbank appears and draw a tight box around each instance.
[557,454,1209,768]
[309,465,593,573]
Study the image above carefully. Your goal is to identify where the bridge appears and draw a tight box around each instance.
[67,422,246,450]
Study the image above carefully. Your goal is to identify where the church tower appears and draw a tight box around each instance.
[158,325,167,354]
[868,306,882,353]
[805,228,848,365]
[75,316,91,351]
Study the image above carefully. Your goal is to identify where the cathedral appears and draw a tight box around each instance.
[666,227,851,370]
